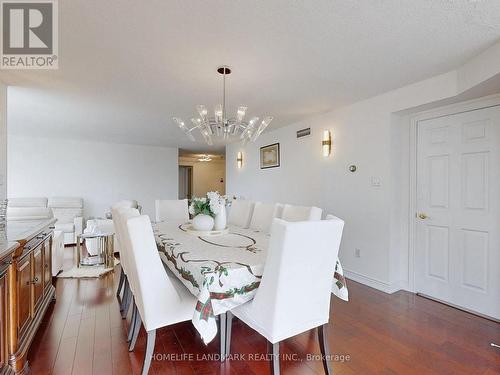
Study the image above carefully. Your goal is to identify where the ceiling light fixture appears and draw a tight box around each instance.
[173,66,273,145]
[198,154,212,162]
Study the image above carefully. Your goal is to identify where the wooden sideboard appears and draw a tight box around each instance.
[0,218,56,374]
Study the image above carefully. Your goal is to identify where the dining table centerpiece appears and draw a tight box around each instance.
[189,191,226,231]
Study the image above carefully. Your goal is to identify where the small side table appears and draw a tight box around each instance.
[76,232,115,268]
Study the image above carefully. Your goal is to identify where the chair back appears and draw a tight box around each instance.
[125,215,183,331]
[112,207,140,275]
[228,200,255,228]
[7,207,53,221]
[249,202,282,233]
[154,199,189,223]
[251,217,344,341]
[7,197,47,208]
[281,204,322,221]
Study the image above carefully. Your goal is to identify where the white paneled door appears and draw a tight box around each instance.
[415,106,500,320]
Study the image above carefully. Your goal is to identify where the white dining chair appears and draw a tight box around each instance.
[106,200,139,298]
[249,202,283,233]
[154,199,189,223]
[225,217,344,375]
[281,204,322,221]
[227,199,255,228]
[112,207,140,320]
[124,215,197,375]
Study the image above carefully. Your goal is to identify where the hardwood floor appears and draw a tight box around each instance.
[27,248,500,375]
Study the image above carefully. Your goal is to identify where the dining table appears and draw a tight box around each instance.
[153,221,348,344]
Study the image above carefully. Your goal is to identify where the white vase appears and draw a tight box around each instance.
[214,203,227,230]
[192,214,214,231]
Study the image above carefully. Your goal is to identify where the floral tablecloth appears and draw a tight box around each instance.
[153,221,348,344]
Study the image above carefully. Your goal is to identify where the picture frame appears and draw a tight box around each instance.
[260,143,280,169]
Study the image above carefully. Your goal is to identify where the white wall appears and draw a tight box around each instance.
[227,41,500,293]
[0,83,7,200]
[7,136,178,218]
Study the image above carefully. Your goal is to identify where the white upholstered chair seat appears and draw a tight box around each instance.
[227,217,344,375]
[124,215,197,375]
[281,204,322,221]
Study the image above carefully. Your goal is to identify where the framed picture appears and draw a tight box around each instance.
[260,143,280,169]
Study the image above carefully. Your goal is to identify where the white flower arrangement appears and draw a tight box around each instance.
[189,191,225,217]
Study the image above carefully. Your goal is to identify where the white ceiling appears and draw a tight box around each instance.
[2,0,500,153]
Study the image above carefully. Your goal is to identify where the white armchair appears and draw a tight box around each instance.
[48,197,84,245]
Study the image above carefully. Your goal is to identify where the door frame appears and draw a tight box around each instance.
[408,93,500,292]
[178,165,193,200]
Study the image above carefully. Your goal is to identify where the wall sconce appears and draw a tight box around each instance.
[237,152,243,168]
[322,130,332,157]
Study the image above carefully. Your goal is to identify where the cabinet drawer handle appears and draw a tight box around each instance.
[44,264,49,268]
[27,277,39,285]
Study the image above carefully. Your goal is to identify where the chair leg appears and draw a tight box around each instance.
[219,312,226,362]
[121,285,132,319]
[269,341,280,375]
[141,330,156,375]
[127,298,137,343]
[128,308,142,352]
[119,277,129,312]
[225,311,233,358]
[116,267,125,297]
[318,324,332,375]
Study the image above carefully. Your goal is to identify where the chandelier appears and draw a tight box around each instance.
[173,66,273,145]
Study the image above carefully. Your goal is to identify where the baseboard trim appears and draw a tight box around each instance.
[344,269,400,294]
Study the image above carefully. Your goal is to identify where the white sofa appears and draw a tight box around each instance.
[6,201,65,275]
[8,197,84,245]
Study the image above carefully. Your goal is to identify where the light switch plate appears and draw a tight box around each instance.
[371,177,381,187]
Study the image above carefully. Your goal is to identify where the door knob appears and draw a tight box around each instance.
[418,213,428,220]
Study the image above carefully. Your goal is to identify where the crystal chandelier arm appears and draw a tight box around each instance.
[173,117,196,141]
[201,129,213,145]
[240,117,259,139]
[236,106,247,123]
[251,116,273,141]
